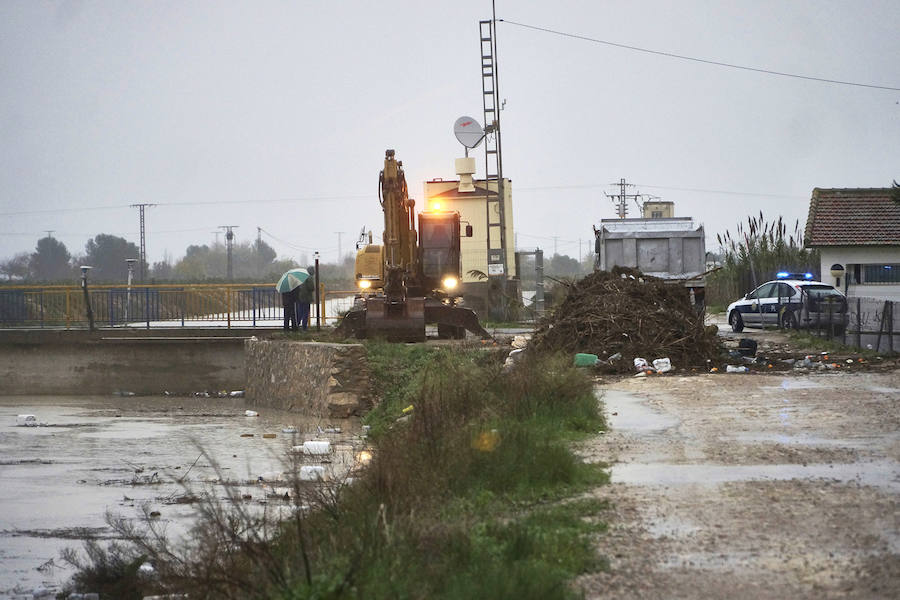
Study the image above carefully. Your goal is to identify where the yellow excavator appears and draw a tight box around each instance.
[337,149,490,342]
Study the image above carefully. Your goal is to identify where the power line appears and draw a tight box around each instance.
[514,182,805,200]
[500,19,900,91]
[0,193,372,217]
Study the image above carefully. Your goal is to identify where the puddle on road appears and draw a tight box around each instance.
[726,431,871,448]
[603,384,900,494]
[612,461,900,492]
[761,378,824,392]
[602,389,679,433]
[868,386,900,395]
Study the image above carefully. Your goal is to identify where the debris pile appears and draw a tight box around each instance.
[531,267,720,372]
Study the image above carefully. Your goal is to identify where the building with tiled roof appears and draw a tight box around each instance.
[805,187,900,300]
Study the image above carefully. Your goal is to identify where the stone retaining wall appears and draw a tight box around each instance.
[244,340,371,418]
[0,332,246,395]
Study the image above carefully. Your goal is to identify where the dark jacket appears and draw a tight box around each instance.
[281,287,299,308]
[296,276,315,304]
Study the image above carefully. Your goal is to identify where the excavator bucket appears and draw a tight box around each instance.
[364,297,425,343]
[424,303,492,340]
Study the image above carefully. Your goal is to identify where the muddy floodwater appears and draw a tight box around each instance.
[0,395,362,598]
[578,371,900,599]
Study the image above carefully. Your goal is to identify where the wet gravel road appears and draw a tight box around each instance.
[577,370,900,599]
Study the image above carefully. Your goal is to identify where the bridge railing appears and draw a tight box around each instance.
[0,284,289,329]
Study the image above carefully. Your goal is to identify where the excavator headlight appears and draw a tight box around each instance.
[358,280,372,289]
[442,276,458,290]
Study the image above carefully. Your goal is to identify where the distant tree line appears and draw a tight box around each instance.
[0,234,348,284]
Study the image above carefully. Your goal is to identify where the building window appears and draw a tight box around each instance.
[651,211,663,218]
[862,264,900,284]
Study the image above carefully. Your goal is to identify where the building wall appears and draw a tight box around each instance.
[423,178,516,283]
[818,246,900,301]
[642,201,674,219]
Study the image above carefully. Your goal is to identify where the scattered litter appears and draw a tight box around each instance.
[608,352,622,362]
[262,433,277,439]
[16,414,37,427]
[299,466,326,481]
[634,357,650,372]
[244,410,259,417]
[138,562,155,574]
[652,357,672,373]
[795,356,814,369]
[258,471,283,482]
[574,353,599,367]
[282,426,298,434]
[229,390,245,397]
[113,390,135,397]
[401,404,414,414]
[709,367,719,373]
[634,371,647,378]
[511,335,528,349]
[725,365,749,373]
[240,433,254,438]
[737,338,758,357]
[149,511,161,518]
[294,440,331,455]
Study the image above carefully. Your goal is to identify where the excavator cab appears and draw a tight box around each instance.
[418,210,464,293]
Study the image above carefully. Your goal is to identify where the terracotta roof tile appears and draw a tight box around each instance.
[805,188,900,246]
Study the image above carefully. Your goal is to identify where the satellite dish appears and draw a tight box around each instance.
[454,116,485,149]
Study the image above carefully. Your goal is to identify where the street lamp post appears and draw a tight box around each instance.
[80,266,95,332]
[124,258,138,326]
[314,252,321,331]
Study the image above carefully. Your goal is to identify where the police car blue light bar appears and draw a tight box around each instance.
[776,272,790,279]
[776,271,815,280]
[804,272,813,279]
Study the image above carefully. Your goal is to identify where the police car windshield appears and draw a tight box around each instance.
[801,284,842,297]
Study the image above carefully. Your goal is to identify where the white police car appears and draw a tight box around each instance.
[726,272,848,333]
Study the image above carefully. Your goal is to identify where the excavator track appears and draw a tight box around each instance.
[336,299,491,342]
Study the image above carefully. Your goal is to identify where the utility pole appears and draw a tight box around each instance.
[220,225,238,281]
[212,230,221,246]
[553,236,558,256]
[334,231,346,263]
[44,230,55,239]
[605,178,640,219]
[257,226,263,274]
[130,203,156,281]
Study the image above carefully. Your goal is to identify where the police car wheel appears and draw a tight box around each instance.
[729,310,744,333]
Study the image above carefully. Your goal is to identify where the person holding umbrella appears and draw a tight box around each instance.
[275,268,309,331]
[296,265,316,330]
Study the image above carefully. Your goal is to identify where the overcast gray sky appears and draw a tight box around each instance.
[2,0,898,266]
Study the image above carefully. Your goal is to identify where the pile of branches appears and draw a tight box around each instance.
[531,267,721,372]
